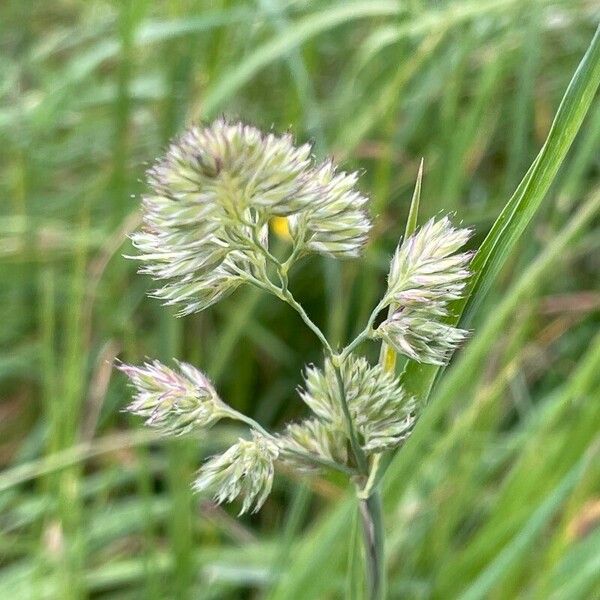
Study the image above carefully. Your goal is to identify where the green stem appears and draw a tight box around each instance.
[340,296,388,360]
[354,167,423,600]
[280,287,334,355]
[280,225,306,275]
[237,260,333,355]
[282,448,357,477]
[358,489,386,600]
[229,410,273,439]
[332,363,368,475]
[231,409,355,476]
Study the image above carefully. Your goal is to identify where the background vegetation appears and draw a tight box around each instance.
[1,0,599,598]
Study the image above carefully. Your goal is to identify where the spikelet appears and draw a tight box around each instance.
[193,432,279,514]
[374,216,472,365]
[375,307,469,366]
[278,418,347,469]
[386,216,472,305]
[288,161,371,258]
[118,360,232,435]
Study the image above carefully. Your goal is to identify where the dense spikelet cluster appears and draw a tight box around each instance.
[296,356,414,454]
[193,432,279,514]
[374,216,473,365]
[130,119,371,315]
[279,418,347,469]
[352,383,416,453]
[118,360,232,435]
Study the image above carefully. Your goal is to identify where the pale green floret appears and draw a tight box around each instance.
[385,216,472,306]
[288,161,371,258]
[375,307,468,366]
[193,432,279,515]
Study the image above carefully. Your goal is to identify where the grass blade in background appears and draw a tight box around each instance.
[202,1,403,117]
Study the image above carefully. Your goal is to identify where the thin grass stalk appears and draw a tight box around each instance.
[354,158,424,599]
[358,490,386,600]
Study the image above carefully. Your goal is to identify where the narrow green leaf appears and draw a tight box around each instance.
[402,23,600,402]
[403,158,424,241]
[462,23,600,325]
[379,160,424,371]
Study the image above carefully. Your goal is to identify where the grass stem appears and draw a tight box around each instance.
[358,489,386,600]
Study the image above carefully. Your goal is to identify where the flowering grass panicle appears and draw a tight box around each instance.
[121,119,475,598]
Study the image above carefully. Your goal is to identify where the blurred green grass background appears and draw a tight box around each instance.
[1,1,599,598]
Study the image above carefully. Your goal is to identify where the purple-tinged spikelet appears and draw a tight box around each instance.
[373,216,473,365]
[118,360,232,435]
